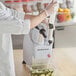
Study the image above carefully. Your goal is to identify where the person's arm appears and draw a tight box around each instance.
[24,0,57,29]
[24,12,47,29]
[30,11,47,29]
[0,2,30,34]
[0,12,30,34]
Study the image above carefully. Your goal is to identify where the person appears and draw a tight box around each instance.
[0,0,57,76]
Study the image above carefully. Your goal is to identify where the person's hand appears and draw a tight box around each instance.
[45,0,58,16]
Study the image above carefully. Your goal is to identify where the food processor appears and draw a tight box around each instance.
[23,0,59,76]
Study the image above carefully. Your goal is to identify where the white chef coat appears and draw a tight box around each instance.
[0,1,30,76]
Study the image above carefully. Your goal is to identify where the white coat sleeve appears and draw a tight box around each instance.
[0,2,30,34]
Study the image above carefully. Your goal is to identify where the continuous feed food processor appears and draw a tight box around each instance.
[23,0,59,76]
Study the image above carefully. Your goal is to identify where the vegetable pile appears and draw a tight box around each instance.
[31,68,54,76]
